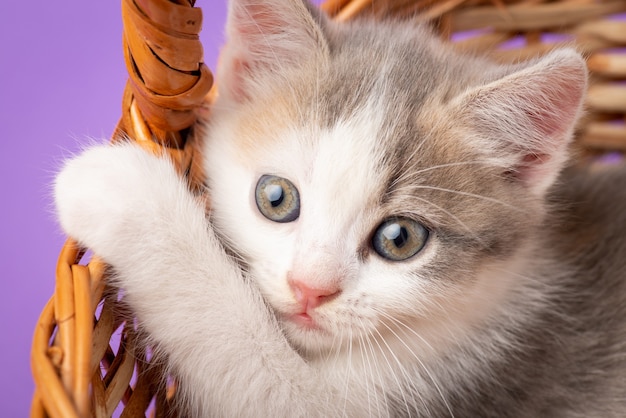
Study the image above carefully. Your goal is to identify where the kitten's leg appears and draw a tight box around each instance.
[55,142,343,417]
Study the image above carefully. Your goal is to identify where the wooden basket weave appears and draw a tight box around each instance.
[31,0,626,416]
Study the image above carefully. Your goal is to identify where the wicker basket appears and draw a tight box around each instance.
[31,0,626,416]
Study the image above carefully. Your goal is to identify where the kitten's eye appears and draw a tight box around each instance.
[372,218,429,261]
[255,175,300,223]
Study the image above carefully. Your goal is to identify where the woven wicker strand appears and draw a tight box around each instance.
[32,0,626,417]
[31,241,105,418]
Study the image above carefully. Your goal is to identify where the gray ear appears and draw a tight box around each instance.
[218,0,329,103]
[455,49,587,195]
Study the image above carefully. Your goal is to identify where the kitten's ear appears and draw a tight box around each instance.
[218,0,329,103]
[456,49,587,195]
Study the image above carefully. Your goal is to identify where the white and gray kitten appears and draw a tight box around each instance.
[54,0,626,416]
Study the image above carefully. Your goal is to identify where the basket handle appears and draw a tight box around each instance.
[115,0,214,183]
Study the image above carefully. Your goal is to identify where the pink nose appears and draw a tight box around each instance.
[289,279,340,312]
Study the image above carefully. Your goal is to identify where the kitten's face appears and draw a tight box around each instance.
[204,72,537,359]
[204,0,585,360]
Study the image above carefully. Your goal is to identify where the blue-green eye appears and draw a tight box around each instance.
[372,217,428,261]
[255,175,300,223]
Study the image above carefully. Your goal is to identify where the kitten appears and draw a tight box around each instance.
[54,0,626,416]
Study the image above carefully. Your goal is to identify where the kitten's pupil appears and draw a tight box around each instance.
[383,223,409,249]
[266,184,284,207]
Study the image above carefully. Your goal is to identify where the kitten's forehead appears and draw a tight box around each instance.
[288,22,483,181]
[283,99,390,228]
[315,22,481,121]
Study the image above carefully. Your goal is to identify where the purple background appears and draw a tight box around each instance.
[0,1,227,414]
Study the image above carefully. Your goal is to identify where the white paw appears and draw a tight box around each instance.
[54,141,184,262]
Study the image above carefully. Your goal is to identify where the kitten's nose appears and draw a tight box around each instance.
[289,279,340,312]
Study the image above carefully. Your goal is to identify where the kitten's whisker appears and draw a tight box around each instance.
[405,194,490,248]
[377,317,455,418]
[325,319,341,365]
[391,137,429,181]
[355,333,372,417]
[371,320,426,417]
[375,310,437,354]
[369,326,414,416]
[410,184,521,211]
[392,160,500,188]
[357,316,390,417]
[341,325,354,416]
[354,327,374,417]
[368,334,402,417]
[489,266,552,291]
[357,328,380,417]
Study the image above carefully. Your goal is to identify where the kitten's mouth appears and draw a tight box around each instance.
[286,312,320,330]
